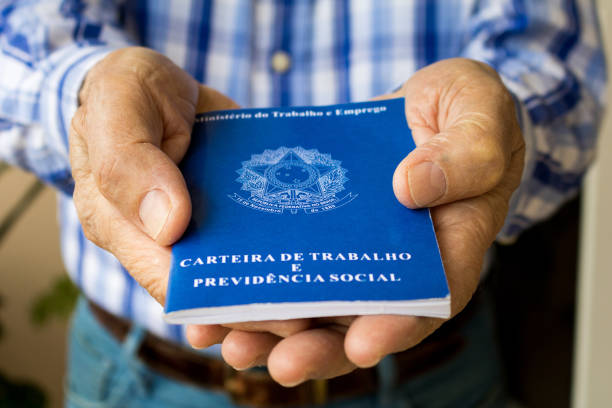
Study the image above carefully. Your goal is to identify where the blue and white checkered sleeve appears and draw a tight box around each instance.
[461,0,606,243]
[0,0,132,194]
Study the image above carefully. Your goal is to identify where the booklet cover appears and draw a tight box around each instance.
[164,98,450,324]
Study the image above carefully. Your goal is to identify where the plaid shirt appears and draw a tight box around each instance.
[0,0,605,343]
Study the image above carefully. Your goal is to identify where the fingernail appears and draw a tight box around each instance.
[408,162,446,206]
[232,359,257,371]
[282,379,305,388]
[362,354,383,368]
[139,189,171,240]
[186,326,205,349]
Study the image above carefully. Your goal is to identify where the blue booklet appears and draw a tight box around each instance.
[164,99,450,324]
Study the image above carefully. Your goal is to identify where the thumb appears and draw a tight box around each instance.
[392,119,510,208]
[389,58,521,208]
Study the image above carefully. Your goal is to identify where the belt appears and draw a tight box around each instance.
[88,297,477,407]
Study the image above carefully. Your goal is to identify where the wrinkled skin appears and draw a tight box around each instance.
[70,47,524,387]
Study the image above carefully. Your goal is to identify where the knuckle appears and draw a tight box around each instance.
[70,107,87,136]
[491,82,515,114]
[68,109,91,180]
[73,185,108,249]
[93,154,122,196]
[127,258,167,304]
[499,85,514,108]
[70,165,85,182]
[483,142,506,172]
[68,146,86,181]
[470,138,507,187]
[68,111,86,156]
[454,204,495,250]
[81,224,103,248]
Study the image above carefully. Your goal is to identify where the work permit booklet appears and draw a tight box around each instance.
[164,98,450,324]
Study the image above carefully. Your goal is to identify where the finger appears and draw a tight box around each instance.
[222,319,311,338]
[186,324,231,349]
[267,329,356,387]
[73,85,193,246]
[222,330,280,370]
[344,315,442,368]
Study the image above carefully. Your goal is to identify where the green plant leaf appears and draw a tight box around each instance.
[30,275,79,327]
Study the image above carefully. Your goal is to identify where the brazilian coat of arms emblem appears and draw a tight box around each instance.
[229,146,357,214]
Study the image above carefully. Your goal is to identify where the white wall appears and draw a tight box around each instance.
[572,2,612,407]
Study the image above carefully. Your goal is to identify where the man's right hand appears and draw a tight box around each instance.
[69,47,237,303]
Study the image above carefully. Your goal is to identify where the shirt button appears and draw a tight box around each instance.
[271,50,291,74]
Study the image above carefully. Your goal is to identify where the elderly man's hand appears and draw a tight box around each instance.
[187,58,525,386]
[69,47,237,303]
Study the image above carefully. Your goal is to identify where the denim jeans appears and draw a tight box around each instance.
[65,295,508,408]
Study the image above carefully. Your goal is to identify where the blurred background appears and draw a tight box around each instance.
[1,2,612,408]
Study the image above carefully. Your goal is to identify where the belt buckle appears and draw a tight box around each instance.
[223,365,248,402]
[223,363,329,408]
[223,365,275,407]
[311,379,328,406]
